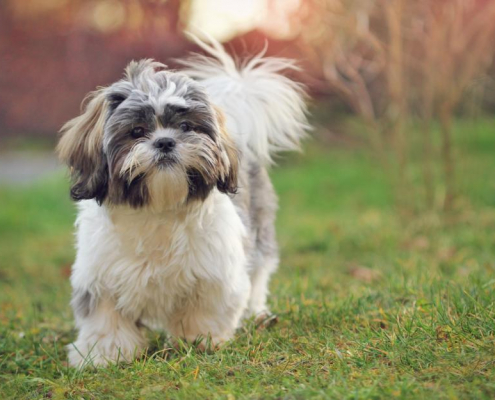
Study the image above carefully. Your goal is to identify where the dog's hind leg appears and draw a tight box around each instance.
[248,254,279,321]
[246,165,280,323]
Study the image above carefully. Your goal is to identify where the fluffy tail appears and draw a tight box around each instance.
[179,34,310,165]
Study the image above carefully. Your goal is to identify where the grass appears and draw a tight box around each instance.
[1,117,495,399]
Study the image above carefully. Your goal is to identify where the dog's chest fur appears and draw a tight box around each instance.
[73,192,247,326]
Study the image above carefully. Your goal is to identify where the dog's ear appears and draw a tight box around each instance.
[214,107,239,195]
[57,89,110,204]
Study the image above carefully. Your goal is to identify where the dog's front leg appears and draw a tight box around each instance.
[168,278,251,350]
[68,296,146,368]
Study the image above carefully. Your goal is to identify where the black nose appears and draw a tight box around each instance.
[154,137,176,153]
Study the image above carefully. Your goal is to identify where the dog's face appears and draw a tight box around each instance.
[58,60,238,211]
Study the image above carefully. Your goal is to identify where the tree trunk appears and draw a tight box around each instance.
[385,0,409,208]
[421,119,435,210]
[439,102,455,212]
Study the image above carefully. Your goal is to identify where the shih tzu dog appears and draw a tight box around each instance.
[58,36,309,367]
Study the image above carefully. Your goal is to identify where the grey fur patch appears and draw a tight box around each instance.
[187,168,215,202]
[233,160,279,275]
[247,163,279,263]
[69,154,109,205]
[71,288,97,319]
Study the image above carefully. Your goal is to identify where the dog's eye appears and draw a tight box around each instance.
[179,122,191,132]
[130,127,145,139]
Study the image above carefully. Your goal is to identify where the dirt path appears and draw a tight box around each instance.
[0,151,62,185]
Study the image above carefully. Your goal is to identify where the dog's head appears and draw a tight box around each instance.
[58,60,238,211]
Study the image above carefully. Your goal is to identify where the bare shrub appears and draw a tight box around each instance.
[295,0,495,212]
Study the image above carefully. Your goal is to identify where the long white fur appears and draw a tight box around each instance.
[68,37,309,367]
[180,34,310,165]
[69,193,249,366]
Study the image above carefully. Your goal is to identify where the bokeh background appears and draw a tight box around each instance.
[2,0,495,398]
[1,0,495,211]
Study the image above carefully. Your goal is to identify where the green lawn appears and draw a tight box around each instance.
[1,118,495,399]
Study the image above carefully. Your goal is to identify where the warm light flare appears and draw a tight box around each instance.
[187,0,304,41]
[187,0,267,41]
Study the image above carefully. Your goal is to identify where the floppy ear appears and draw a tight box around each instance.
[57,89,110,204]
[214,107,239,194]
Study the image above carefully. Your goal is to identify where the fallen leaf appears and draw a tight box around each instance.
[348,264,381,283]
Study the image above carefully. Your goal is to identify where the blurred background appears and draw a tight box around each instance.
[2,2,495,396]
[1,0,495,212]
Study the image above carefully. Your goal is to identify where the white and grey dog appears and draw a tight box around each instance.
[58,37,309,367]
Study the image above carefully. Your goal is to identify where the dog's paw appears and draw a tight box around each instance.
[67,336,144,368]
[67,344,111,368]
[255,312,278,329]
[171,334,226,353]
